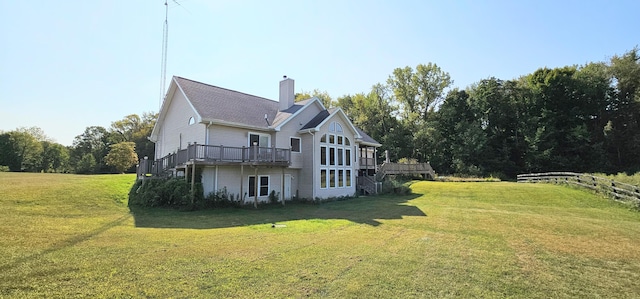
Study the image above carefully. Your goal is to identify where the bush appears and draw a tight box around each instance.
[0,165,9,172]
[381,178,413,195]
[203,187,244,208]
[129,178,204,209]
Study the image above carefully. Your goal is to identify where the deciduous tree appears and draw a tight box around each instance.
[105,142,138,173]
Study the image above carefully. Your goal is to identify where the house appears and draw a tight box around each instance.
[139,76,381,204]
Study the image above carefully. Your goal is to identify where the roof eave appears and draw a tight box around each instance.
[202,118,274,132]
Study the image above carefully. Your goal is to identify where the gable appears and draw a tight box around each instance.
[150,79,200,142]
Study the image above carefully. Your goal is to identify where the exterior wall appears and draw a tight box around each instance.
[156,88,205,159]
[201,165,299,203]
[297,132,316,199]
[207,124,273,148]
[273,101,324,169]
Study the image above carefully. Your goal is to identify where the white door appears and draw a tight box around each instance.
[284,174,292,200]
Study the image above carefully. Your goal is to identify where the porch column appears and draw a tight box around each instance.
[281,168,285,206]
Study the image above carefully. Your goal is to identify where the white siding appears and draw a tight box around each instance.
[207,124,273,148]
[156,88,204,159]
[202,166,299,203]
[297,132,315,199]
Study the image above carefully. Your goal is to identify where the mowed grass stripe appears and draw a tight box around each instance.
[1,173,639,298]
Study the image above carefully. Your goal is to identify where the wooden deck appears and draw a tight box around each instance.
[377,162,435,180]
[137,143,290,177]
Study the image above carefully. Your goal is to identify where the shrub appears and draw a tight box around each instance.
[204,187,244,208]
[269,190,279,204]
[129,178,203,209]
[0,165,9,172]
[381,178,413,195]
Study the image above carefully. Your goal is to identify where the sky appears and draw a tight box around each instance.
[1,0,638,146]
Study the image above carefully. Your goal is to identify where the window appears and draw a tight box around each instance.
[319,122,353,190]
[321,146,327,165]
[345,149,351,166]
[188,117,195,125]
[329,147,335,165]
[328,121,343,133]
[290,137,301,153]
[249,133,270,147]
[329,170,336,188]
[249,175,269,197]
[320,169,327,188]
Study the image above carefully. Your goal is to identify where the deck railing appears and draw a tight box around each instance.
[376,162,435,180]
[137,143,290,177]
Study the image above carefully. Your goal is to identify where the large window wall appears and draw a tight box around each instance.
[319,122,352,189]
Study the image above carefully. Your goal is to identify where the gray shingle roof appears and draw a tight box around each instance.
[175,76,279,129]
[356,127,381,146]
[172,76,380,146]
[300,110,330,130]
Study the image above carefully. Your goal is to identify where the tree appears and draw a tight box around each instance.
[109,112,157,161]
[76,153,97,174]
[70,126,112,173]
[386,63,453,162]
[2,127,45,171]
[606,47,640,172]
[40,141,70,173]
[105,142,138,173]
[0,132,19,170]
[336,84,403,162]
[295,89,333,108]
[387,63,452,121]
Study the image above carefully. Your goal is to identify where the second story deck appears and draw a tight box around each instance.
[138,143,290,176]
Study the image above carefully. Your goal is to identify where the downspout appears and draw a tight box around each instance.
[205,121,213,145]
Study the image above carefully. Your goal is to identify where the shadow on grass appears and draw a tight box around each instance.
[129,193,425,229]
[0,214,130,273]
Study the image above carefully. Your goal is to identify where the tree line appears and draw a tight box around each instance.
[318,47,640,178]
[3,48,637,178]
[0,113,156,174]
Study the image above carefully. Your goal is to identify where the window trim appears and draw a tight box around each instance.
[290,137,301,153]
[248,132,271,147]
[248,175,270,197]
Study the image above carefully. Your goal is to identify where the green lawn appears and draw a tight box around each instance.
[1,173,639,298]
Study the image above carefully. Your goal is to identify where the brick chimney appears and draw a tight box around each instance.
[279,75,295,111]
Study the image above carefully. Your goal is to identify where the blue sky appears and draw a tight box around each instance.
[1,0,638,146]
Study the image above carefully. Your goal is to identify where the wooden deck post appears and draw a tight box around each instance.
[240,165,244,203]
[254,167,258,209]
[190,162,196,205]
[281,167,285,206]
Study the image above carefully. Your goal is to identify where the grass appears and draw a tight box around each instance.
[1,173,640,298]
[594,172,640,186]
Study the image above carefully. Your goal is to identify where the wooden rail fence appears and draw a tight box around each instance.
[517,172,640,205]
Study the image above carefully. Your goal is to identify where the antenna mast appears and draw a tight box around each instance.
[159,0,169,108]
